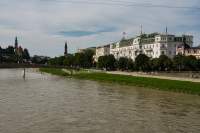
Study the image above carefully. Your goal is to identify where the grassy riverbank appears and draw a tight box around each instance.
[40,68,69,76]
[40,68,200,95]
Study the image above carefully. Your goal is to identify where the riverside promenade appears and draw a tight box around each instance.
[107,71,200,83]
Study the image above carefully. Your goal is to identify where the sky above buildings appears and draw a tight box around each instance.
[0,0,200,57]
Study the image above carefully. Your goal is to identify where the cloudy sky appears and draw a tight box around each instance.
[0,0,200,57]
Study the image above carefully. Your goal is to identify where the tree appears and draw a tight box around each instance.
[157,55,172,71]
[150,58,159,71]
[98,55,116,70]
[6,46,15,55]
[74,53,85,68]
[173,55,199,71]
[63,54,74,67]
[83,49,95,68]
[173,54,185,71]
[22,48,30,60]
[32,55,49,64]
[135,54,150,71]
[118,57,129,71]
[184,56,198,71]
[127,58,135,71]
[48,56,65,66]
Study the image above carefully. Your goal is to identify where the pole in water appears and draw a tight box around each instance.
[23,68,25,79]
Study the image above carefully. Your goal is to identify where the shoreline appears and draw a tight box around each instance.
[107,71,200,83]
[39,68,200,95]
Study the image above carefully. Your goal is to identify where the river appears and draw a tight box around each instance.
[0,69,200,133]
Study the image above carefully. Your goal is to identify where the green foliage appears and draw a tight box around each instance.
[98,55,116,70]
[45,49,200,72]
[173,54,199,71]
[0,45,31,63]
[157,55,173,71]
[40,68,69,76]
[135,54,150,71]
[48,49,95,68]
[32,56,49,64]
[63,54,74,67]
[118,57,129,70]
[48,56,65,66]
[74,53,85,67]
[117,57,134,71]
[83,49,95,68]
[6,46,15,55]
[127,58,135,71]
[22,48,30,60]
[150,58,159,71]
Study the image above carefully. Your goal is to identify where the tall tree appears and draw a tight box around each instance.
[127,58,135,71]
[157,55,172,71]
[173,54,185,71]
[6,46,15,55]
[135,54,150,71]
[150,58,159,71]
[22,48,30,60]
[118,57,129,71]
[63,54,74,67]
[98,55,116,70]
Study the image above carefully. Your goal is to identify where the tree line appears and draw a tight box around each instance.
[47,49,200,71]
[48,49,95,68]
[0,46,30,63]
[98,54,200,71]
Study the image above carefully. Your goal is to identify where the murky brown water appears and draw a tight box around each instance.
[0,69,200,133]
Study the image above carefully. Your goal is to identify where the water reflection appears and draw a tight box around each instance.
[0,69,200,133]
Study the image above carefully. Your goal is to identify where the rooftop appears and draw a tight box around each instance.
[119,38,134,48]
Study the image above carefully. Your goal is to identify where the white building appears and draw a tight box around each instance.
[110,38,135,60]
[94,45,110,62]
[177,44,200,59]
[110,33,193,61]
[94,32,193,62]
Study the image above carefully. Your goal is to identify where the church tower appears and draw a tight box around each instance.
[64,41,68,56]
[15,37,18,49]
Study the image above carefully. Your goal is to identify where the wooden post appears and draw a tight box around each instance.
[23,68,25,79]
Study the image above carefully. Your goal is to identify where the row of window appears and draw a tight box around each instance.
[185,50,200,54]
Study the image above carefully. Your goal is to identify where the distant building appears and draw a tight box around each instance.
[177,43,200,59]
[14,37,23,57]
[64,41,68,56]
[77,47,96,53]
[94,45,110,62]
[95,32,193,61]
[110,38,134,60]
[0,37,30,63]
[77,48,85,53]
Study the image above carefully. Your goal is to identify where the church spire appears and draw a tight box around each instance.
[64,41,68,56]
[15,36,18,49]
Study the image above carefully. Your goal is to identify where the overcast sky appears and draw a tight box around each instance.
[0,0,200,57]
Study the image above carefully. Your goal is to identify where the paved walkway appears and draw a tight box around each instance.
[107,71,200,83]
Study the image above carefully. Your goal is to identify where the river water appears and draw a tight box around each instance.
[0,69,200,133]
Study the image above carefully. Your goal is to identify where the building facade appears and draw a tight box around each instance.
[94,45,110,62]
[176,44,200,59]
[111,33,193,61]
[78,47,96,53]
